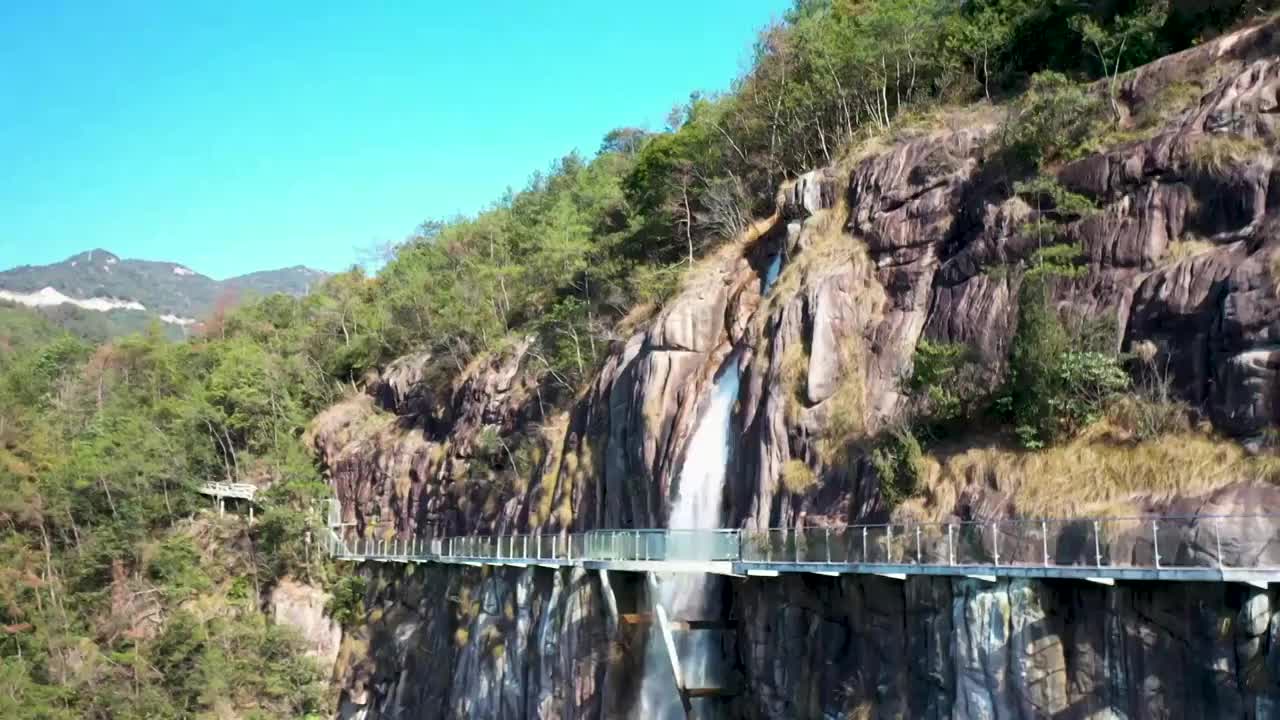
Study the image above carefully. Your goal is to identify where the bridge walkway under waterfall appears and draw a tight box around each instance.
[325,501,1280,717]
[325,502,1280,587]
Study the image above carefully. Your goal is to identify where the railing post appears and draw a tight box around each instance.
[1041,519,1049,567]
[1215,518,1224,568]
[1152,520,1162,569]
[1093,521,1102,568]
[766,530,772,562]
[523,535,529,560]
[825,527,832,564]
[947,524,954,566]
[794,528,801,563]
[862,527,868,564]
[916,526,923,564]
[635,530,641,561]
[992,523,1000,566]
[886,525,894,563]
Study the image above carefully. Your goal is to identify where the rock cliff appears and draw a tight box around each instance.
[312,20,1280,719]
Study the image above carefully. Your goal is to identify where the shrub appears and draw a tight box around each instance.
[147,535,212,598]
[1013,175,1099,222]
[1107,393,1190,442]
[869,428,923,507]
[998,72,1106,169]
[905,340,972,424]
[1000,276,1129,448]
[1025,243,1087,281]
[1109,354,1192,441]
[325,575,368,628]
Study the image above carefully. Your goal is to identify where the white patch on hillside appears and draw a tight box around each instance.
[160,314,196,326]
[0,287,146,313]
[172,266,195,276]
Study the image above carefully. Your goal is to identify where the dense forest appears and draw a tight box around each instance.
[1,0,1273,717]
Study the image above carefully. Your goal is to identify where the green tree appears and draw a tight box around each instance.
[1070,1,1171,120]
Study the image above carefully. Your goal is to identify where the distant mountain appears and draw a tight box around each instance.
[0,249,328,339]
[223,265,329,299]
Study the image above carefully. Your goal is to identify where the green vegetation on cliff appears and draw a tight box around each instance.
[0,324,334,717]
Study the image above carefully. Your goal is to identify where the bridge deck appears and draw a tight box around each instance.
[325,509,1280,585]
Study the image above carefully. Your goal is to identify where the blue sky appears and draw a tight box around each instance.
[0,1,787,279]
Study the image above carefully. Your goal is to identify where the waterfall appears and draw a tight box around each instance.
[638,254,782,720]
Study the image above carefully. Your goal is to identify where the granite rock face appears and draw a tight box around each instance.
[334,564,614,720]
[311,21,1280,719]
[736,575,1280,720]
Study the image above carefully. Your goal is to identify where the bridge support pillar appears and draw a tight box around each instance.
[646,573,693,718]
[597,569,619,638]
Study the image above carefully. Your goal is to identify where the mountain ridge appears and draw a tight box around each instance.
[0,248,329,337]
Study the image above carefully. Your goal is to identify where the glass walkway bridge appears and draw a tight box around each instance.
[325,501,1280,586]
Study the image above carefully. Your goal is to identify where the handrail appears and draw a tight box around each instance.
[323,499,1280,577]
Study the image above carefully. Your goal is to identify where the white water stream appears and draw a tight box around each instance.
[638,254,782,719]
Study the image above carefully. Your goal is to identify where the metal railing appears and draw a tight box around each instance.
[736,516,1278,569]
[323,503,1280,578]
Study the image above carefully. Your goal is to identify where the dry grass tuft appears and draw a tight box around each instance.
[615,301,660,338]
[765,203,855,309]
[780,459,818,495]
[1187,134,1268,174]
[779,342,810,423]
[817,350,867,465]
[1165,237,1216,262]
[1135,81,1205,128]
[904,422,1280,520]
[835,102,1003,170]
[529,413,571,528]
[758,197,884,350]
